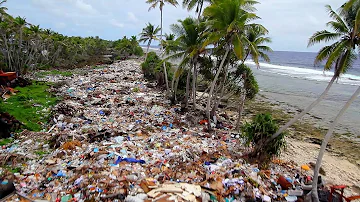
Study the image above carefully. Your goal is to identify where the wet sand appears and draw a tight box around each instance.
[251,67,360,142]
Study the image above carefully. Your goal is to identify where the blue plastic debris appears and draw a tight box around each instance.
[115,157,145,164]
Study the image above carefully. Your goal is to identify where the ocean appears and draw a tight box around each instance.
[247,51,360,86]
[245,51,360,138]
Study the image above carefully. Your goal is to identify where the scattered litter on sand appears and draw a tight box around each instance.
[0,61,358,201]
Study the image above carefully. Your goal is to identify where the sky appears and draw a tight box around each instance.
[5,0,344,52]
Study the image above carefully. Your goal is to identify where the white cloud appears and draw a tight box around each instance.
[127,12,139,23]
[109,19,124,28]
[73,0,97,14]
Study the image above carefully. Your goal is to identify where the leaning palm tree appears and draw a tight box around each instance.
[311,87,360,202]
[139,23,160,59]
[310,3,360,202]
[182,0,211,19]
[166,17,206,109]
[202,0,260,130]
[146,0,179,94]
[269,4,360,142]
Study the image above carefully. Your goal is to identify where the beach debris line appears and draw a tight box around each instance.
[0,60,347,202]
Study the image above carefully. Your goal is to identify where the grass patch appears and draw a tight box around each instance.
[0,82,60,131]
[3,165,21,173]
[0,138,13,146]
[35,70,73,78]
[34,150,49,157]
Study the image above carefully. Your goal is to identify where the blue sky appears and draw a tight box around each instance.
[5,0,344,52]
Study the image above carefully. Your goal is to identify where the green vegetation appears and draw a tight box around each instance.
[35,150,49,157]
[0,138,13,146]
[35,70,73,78]
[0,82,59,131]
[0,1,144,74]
[112,36,144,57]
[3,165,21,173]
[242,113,286,168]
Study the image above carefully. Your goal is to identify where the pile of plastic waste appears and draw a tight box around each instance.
[0,61,329,202]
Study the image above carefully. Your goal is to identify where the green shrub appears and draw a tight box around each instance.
[141,52,173,86]
[242,113,286,168]
[141,52,160,80]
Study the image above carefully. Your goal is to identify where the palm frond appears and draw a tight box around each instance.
[336,49,357,76]
[314,42,339,65]
[326,21,349,33]
[308,30,342,47]
[233,33,244,60]
[324,40,348,70]
[325,5,349,30]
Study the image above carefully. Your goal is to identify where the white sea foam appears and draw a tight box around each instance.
[245,61,360,86]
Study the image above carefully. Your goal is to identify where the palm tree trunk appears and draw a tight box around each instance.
[174,73,180,101]
[235,91,246,130]
[270,75,337,141]
[211,66,228,116]
[185,67,191,109]
[311,86,360,202]
[206,47,230,130]
[160,8,170,94]
[192,60,197,110]
[145,40,151,59]
[171,68,177,95]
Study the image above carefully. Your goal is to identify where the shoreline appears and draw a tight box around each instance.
[241,92,360,194]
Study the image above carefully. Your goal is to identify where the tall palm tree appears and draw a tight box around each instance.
[167,17,206,108]
[182,0,211,19]
[139,23,160,59]
[146,0,179,94]
[269,4,360,141]
[202,0,260,130]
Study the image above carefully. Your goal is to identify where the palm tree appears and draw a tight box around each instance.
[182,0,211,19]
[146,0,179,94]
[167,17,206,108]
[202,0,260,130]
[242,24,272,65]
[139,23,160,59]
[310,3,360,201]
[269,4,360,142]
[311,88,360,202]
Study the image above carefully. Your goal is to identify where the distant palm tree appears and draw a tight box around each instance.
[0,0,8,17]
[203,0,260,130]
[242,24,272,65]
[270,5,360,143]
[182,0,211,19]
[139,23,160,59]
[146,0,179,93]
